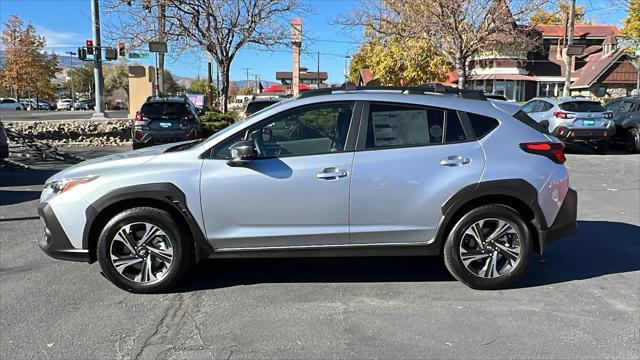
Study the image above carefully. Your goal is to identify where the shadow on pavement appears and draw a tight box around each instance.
[176,220,640,292]
[0,190,41,206]
[519,220,640,287]
[0,168,56,187]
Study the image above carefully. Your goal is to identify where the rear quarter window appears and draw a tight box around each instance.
[466,112,500,138]
[559,101,605,113]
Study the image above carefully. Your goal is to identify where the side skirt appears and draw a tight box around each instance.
[206,243,440,259]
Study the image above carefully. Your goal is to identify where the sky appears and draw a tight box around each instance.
[0,0,632,84]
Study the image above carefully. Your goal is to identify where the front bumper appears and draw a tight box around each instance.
[537,188,577,253]
[37,202,90,262]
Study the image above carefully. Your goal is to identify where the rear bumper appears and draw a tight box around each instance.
[133,129,195,145]
[37,202,90,262]
[537,188,577,253]
[554,127,614,142]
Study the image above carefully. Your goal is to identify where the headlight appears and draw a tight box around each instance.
[45,176,98,194]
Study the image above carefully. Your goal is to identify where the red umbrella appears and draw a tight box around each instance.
[263,84,284,92]
[298,83,311,91]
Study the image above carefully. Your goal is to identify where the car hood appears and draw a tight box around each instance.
[46,142,187,183]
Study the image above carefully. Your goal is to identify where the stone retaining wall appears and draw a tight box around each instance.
[5,120,132,147]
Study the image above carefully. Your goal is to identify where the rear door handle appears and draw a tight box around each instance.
[440,156,471,167]
[316,167,348,180]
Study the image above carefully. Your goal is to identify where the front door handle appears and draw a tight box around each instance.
[440,156,471,167]
[316,167,348,180]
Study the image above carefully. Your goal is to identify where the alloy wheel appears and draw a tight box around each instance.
[109,222,174,284]
[459,218,522,278]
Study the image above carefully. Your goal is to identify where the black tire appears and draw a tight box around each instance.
[96,207,193,293]
[443,204,532,290]
[132,143,144,150]
[597,140,610,155]
[625,128,640,153]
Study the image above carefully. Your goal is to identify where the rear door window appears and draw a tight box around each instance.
[365,103,444,148]
[445,111,467,143]
[620,101,637,113]
[559,101,606,113]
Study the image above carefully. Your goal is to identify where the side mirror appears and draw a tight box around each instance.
[227,140,256,167]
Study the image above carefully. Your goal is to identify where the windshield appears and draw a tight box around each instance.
[559,101,606,113]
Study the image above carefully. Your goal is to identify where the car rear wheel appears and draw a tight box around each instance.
[626,128,640,153]
[443,204,532,290]
[97,207,193,293]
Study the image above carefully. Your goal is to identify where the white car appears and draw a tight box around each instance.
[0,98,25,111]
[57,98,73,111]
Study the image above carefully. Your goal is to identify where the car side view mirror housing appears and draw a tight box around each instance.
[227,140,257,167]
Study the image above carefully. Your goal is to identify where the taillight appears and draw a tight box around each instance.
[553,111,575,119]
[520,142,566,164]
[134,130,144,141]
[134,112,148,126]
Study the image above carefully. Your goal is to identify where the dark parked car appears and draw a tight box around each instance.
[132,96,202,150]
[605,97,640,153]
[239,97,283,119]
[0,120,9,159]
[74,99,95,110]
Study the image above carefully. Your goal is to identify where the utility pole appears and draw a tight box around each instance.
[91,0,107,118]
[66,51,76,109]
[157,0,165,95]
[252,74,260,93]
[317,51,320,89]
[562,0,576,97]
[207,61,214,107]
[216,64,220,108]
[241,67,251,89]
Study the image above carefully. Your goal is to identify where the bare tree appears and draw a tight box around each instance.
[341,0,546,89]
[105,0,303,112]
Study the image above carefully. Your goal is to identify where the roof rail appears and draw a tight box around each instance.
[297,83,486,100]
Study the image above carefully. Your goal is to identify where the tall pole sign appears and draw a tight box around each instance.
[291,18,302,96]
[91,0,108,118]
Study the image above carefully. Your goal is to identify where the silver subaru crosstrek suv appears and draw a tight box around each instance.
[38,85,577,293]
[522,97,615,153]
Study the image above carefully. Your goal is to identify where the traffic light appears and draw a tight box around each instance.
[78,47,87,61]
[86,40,94,55]
[118,42,126,58]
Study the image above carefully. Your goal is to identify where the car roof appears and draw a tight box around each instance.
[248,97,283,103]
[532,97,600,104]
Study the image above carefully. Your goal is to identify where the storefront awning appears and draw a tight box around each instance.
[467,74,537,81]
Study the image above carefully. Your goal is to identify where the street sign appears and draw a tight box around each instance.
[149,41,168,53]
[128,51,149,59]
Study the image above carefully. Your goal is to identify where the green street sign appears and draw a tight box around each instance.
[128,51,149,59]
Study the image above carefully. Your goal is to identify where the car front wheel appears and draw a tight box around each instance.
[443,204,532,290]
[96,207,192,293]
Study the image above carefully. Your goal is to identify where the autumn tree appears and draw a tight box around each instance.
[622,0,640,42]
[0,15,59,100]
[530,1,587,25]
[188,78,210,94]
[342,0,545,89]
[349,35,451,85]
[106,0,304,112]
[228,81,240,101]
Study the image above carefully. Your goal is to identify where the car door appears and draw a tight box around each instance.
[349,102,485,244]
[200,102,358,249]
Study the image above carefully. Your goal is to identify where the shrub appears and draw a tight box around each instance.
[200,110,238,137]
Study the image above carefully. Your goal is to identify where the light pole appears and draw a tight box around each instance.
[66,51,76,109]
[90,0,108,118]
[562,0,576,97]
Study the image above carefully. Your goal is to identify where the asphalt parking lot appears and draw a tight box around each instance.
[1,146,639,359]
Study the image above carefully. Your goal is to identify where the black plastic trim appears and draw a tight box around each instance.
[538,188,577,252]
[208,244,440,259]
[436,179,549,253]
[38,203,91,262]
[83,183,211,262]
